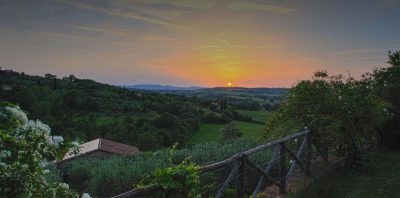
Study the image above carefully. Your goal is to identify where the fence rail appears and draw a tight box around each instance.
[112,129,322,198]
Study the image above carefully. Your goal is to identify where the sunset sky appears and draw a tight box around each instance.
[1,0,399,87]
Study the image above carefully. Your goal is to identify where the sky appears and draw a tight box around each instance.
[0,0,399,87]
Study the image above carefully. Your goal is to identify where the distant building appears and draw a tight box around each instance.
[56,138,139,171]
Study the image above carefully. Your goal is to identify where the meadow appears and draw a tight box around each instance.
[188,110,271,144]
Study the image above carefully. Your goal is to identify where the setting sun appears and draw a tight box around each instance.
[227,82,232,87]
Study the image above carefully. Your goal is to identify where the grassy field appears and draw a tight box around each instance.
[237,110,271,122]
[292,149,400,198]
[188,121,265,144]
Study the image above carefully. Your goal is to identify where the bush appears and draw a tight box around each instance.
[371,51,400,145]
[0,103,80,197]
[264,70,390,167]
[139,161,201,198]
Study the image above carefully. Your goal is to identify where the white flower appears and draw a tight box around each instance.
[52,136,64,148]
[60,183,69,189]
[81,193,92,198]
[46,136,53,145]
[29,120,51,136]
[43,169,50,174]
[383,108,387,112]
[304,126,308,130]
[294,138,298,143]
[0,150,11,159]
[290,160,294,164]
[38,160,48,168]
[71,141,80,147]
[5,106,28,125]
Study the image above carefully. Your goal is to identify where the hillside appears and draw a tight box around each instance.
[0,69,202,150]
[0,69,286,151]
[123,84,204,91]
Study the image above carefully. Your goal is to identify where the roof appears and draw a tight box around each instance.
[60,138,140,162]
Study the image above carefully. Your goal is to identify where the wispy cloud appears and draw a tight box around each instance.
[198,39,284,50]
[69,24,133,36]
[32,31,133,47]
[140,33,179,45]
[227,1,296,14]
[58,0,186,29]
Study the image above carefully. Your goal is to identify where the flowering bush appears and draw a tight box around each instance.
[0,103,82,197]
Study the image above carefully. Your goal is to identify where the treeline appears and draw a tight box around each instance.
[0,69,203,150]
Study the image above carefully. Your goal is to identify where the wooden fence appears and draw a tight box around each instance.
[112,129,326,198]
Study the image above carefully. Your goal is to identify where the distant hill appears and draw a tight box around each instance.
[0,69,203,151]
[123,84,204,91]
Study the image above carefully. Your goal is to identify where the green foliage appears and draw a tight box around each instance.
[264,69,390,166]
[139,161,201,198]
[371,51,400,145]
[219,121,242,142]
[188,121,265,144]
[0,70,202,150]
[291,150,400,198]
[236,110,271,123]
[0,103,80,197]
[66,138,271,197]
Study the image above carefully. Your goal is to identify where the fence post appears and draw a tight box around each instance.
[305,133,312,176]
[279,142,286,194]
[236,155,246,198]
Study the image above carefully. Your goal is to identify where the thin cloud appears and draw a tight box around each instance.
[198,39,284,50]
[140,33,179,45]
[58,0,186,29]
[69,25,133,36]
[227,1,296,14]
[32,31,133,47]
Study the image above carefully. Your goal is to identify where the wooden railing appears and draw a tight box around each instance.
[112,129,325,198]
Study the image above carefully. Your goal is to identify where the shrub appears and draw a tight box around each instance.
[139,161,201,198]
[0,103,80,197]
[264,70,390,167]
[371,51,400,145]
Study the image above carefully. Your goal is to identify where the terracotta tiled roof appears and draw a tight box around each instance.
[60,138,139,162]
[98,138,139,156]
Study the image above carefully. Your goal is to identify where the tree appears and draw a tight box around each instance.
[219,122,242,142]
[264,70,390,168]
[137,131,159,151]
[13,89,36,110]
[372,51,400,145]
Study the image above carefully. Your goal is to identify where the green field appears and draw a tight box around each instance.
[237,110,271,122]
[188,121,265,144]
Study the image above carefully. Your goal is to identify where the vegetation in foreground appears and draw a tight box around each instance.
[0,103,83,197]
[64,137,271,197]
[264,51,400,168]
[291,149,400,198]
